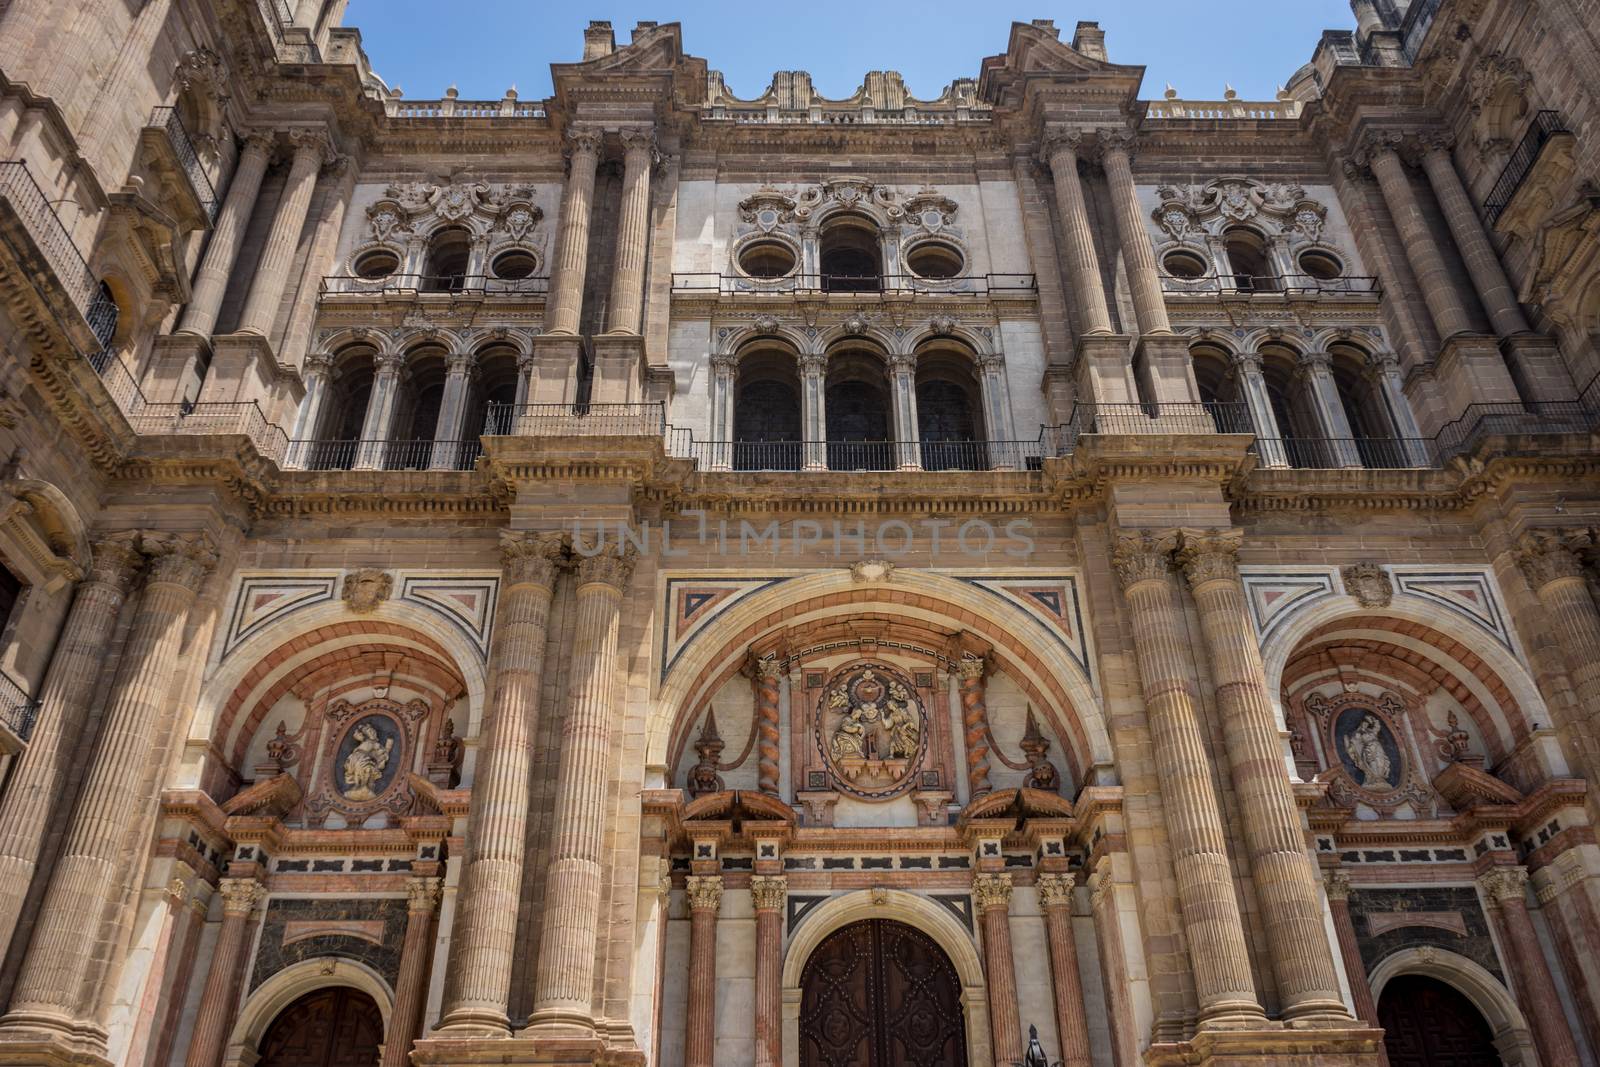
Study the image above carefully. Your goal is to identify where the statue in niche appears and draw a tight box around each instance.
[342,721,395,801]
[1343,714,1395,789]
[818,663,926,798]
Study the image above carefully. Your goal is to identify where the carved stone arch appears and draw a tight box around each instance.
[224,957,394,1067]
[0,478,91,584]
[1239,327,1307,358]
[1184,327,1244,359]
[906,322,993,361]
[724,323,812,359]
[464,327,535,361]
[779,889,992,1067]
[399,327,462,359]
[1368,947,1536,1067]
[321,327,395,359]
[797,178,902,229]
[817,323,898,356]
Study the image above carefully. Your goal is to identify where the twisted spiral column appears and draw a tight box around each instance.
[752,657,782,796]
[182,879,263,1067]
[684,876,723,1067]
[957,659,993,799]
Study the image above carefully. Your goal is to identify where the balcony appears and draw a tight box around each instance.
[142,107,218,224]
[319,273,550,299]
[483,402,666,438]
[283,438,483,472]
[669,272,1037,299]
[0,161,119,355]
[1485,111,1574,227]
[251,0,320,63]
[1160,273,1382,298]
[0,671,39,753]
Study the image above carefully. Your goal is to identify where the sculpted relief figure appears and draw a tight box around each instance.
[342,722,394,801]
[1344,714,1394,789]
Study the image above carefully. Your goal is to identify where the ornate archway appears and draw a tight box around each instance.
[1368,949,1536,1067]
[1378,974,1501,1067]
[256,986,384,1067]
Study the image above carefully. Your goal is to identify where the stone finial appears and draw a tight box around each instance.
[583,20,615,61]
[1020,708,1061,793]
[686,710,725,797]
[342,567,392,613]
[1341,562,1393,608]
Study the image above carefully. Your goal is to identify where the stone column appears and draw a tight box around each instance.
[0,533,215,1046]
[1177,530,1352,1025]
[957,658,993,799]
[238,130,332,338]
[1366,351,1432,465]
[1111,530,1266,1027]
[752,657,782,796]
[1298,352,1364,468]
[1361,132,1475,342]
[429,351,477,470]
[1098,133,1171,337]
[179,133,273,338]
[279,159,357,369]
[528,549,637,1035]
[1088,864,1137,1067]
[1417,135,1529,339]
[606,128,655,335]
[974,873,1023,1067]
[683,875,722,1067]
[1036,874,1091,1067]
[1322,873,1382,1031]
[0,533,142,957]
[799,352,827,471]
[382,878,442,1067]
[975,354,1017,457]
[181,879,263,1067]
[546,128,603,336]
[889,353,921,470]
[709,353,736,470]
[750,875,785,1067]
[1231,352,1289,468]
[1043,132,1113,336]
[1479,866,1582,1067]
[354,352,405,470]
[438,532,565,1034]
[1517,531,1600,778]
[288,352,335,456]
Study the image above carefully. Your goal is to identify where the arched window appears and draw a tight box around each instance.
[1329,343,1403,467]
[1223,227,1278,292]
[819,215,882,293]
[468,344,523,439]
[319,345,379,469]
[1189,345,1237,407]
[914,345,986,470]
[391,345,446,468]
[1259,344,1321,467]
[825,346,892,470]
[732,346,802,471]
[423,227,472,291]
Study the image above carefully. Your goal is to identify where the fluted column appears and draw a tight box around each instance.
[1361,132,1475,342]
[974,874,1023,1066]
[1112,530,1265,1027]
[799,353,827,471]
[0,533,216,1045]
[1177,530,1352,1024]
[546,128,603,335]
[280,159,357,369]
[750,876,785,1067]
[1036,874,1091,1067]
[1479,867,1582,1067]
[1417,135,1529,339]
[1043,133,1113,335]
[1517,531,1600,778]
[957,658,993,799]
[288,352,335,456]
[382,878,442,1067]
[179,133,273,338]
[429,351,477,470]
[1323,873,1383,1033]
[606,128,655,335]
[683,876,722,1067]
[1231,352,1289,468]
[1098,133,1171,336]
[889,353,920,470]
[752,658,782,795]
[238,130,332,337]
[354,352,405,470]
[528,548,637,1034]
[1298,352,1364,468]
[0,533,142,958]
[182,879,263,1067]
[709,354,736,469]
[438,532,564,1033]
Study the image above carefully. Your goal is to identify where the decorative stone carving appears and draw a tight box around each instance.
[218,878,263,916]
[685,875,723,912]
[1477,866,1530,905]
[342,568,393,613]
[903,187,959,231]
[575,547,637,591]
[686,710,725,797]
[848,559,895,583]
[750,875,787,911]
[928,314,958,336]
[1151,176,1335,264]
[738,186,799,230]
[1322,870,1352,902]
[142,531,217,591]
[816,663,926,800]
[1035,873,1074,909]
[1019,709,1061,793]
[260,720,300,777]
[1341,563,1393,608]
[795,177,902,222]
[501,530,566,588]
[752,314,782,335]
[1175,528,1242,587]
[1516,530,1584,589]
[973,872,1013,911]
[1305,690,1433,813]
[431,717,462,767]
[1111,530,1177,591]
[406,877,443,913]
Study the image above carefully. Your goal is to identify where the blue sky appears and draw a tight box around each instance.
[345,1,1356,103]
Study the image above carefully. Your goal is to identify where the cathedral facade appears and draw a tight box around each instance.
[0,1,1598,1065]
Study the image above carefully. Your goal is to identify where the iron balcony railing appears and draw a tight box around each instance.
[669,272,1038,296]
[320,274,551,297]
[148,106,218,221]
[283,438,482,471]
[128,401,290,464]
[0,671,39,744]
[1160,273,1383,296]
[662,434,1059,473]
[0,161,119,351]
[1257,437,1436,470]
[483,403,667,438]
[1485,111,1570,224]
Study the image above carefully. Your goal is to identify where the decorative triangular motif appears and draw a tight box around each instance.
[222,574,339,660]
[398,574,500,658]
[962,576,1092,685]
[1392,569,1512,649]
[660,576,795,682]
[1239,570,1337,639]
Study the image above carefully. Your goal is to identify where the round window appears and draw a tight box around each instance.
[1162,249,1209,280]
[738,240,798,279]
[904,241,964,280]
[353,249,399,279]
[492,249,539,280]
[1298,250,1344,281]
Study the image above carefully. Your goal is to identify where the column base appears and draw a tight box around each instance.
[411,1033,645,1067]
[197,331,281,408]
[0,1023,113,1067]
[1072,334,1137,406]
[589,334,647,405]
[1146,1025,1386,1067]
[1501,333,1579,402]
[1434,333,1521,409]
[528,335,584,406]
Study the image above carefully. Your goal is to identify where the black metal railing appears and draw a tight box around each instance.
[482,403,667,437]
[148,106,218,221]
[321,274,551,297]
[0,161,119,351]
[1257,437,1435,470]
[669,273,1038,296]
[1160,274,1382,296]
[663,435,1056,473]
[0,671,39,743]
[283,438,482,471]
[1485,111,1569,224]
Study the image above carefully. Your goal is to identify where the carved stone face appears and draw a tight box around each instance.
[343,569,392,614]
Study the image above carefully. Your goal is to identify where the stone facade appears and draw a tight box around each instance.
[0,2,1596,1066]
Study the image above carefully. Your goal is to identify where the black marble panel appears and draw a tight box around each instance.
[1349,885,1502,981]
[249,895,409,992]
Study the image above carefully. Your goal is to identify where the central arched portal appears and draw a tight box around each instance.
[256,987,384,1067]
[799,918,967,1067]
[1378,975,1503,1067]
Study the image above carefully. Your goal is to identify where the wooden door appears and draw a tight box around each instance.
[257,986,384,1067]
[799,919,966,1067]
[1378,974,1503,1067]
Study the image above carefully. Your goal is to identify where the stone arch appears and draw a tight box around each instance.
[1369,947,1536,1067]
[779,889,992,1067]
[317,328,397,358]
[650,568,1110,785]
[0,477,92,586]
[816,323,900,357]
[720,324,814,359]
[904,323,994,361]
[224,957,393,1067]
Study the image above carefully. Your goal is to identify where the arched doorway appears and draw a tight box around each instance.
[799,918,967,1067]
[257,986,383,1067]
[1378,975,1503,1067]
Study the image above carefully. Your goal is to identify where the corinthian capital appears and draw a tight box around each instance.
[1322,869,1352,902]
[141,531,217,591]
[1111,530,1179,592]
[1352,127,1406,168]
[750,875,787,911]
[88,531,146,592]
[287,127,335,165]
[218,878,264,916]
[566,126,604,158]
[501,530,567,589]
[685,874,723,912]
[1516,530,1585,590]
[617,126,658,160]
[1477,865,1530,906]
[575,546,637,592]
[406,877,443,913]
[1041,129,1087,166]
[1035,872,1075,910]
[1175,528,1243,589]
[1095,129,1138,163]
[973,872,1013,912]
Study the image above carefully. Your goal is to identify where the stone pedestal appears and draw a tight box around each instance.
[1501,334,1578,402]
[588,334,646,406]
[1434,334,1522,410]
[140,333,213,406]
[1135,333,1202,408]
[1073,334,1138,407]
[196,332,279,406]
[527,335,585,407]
